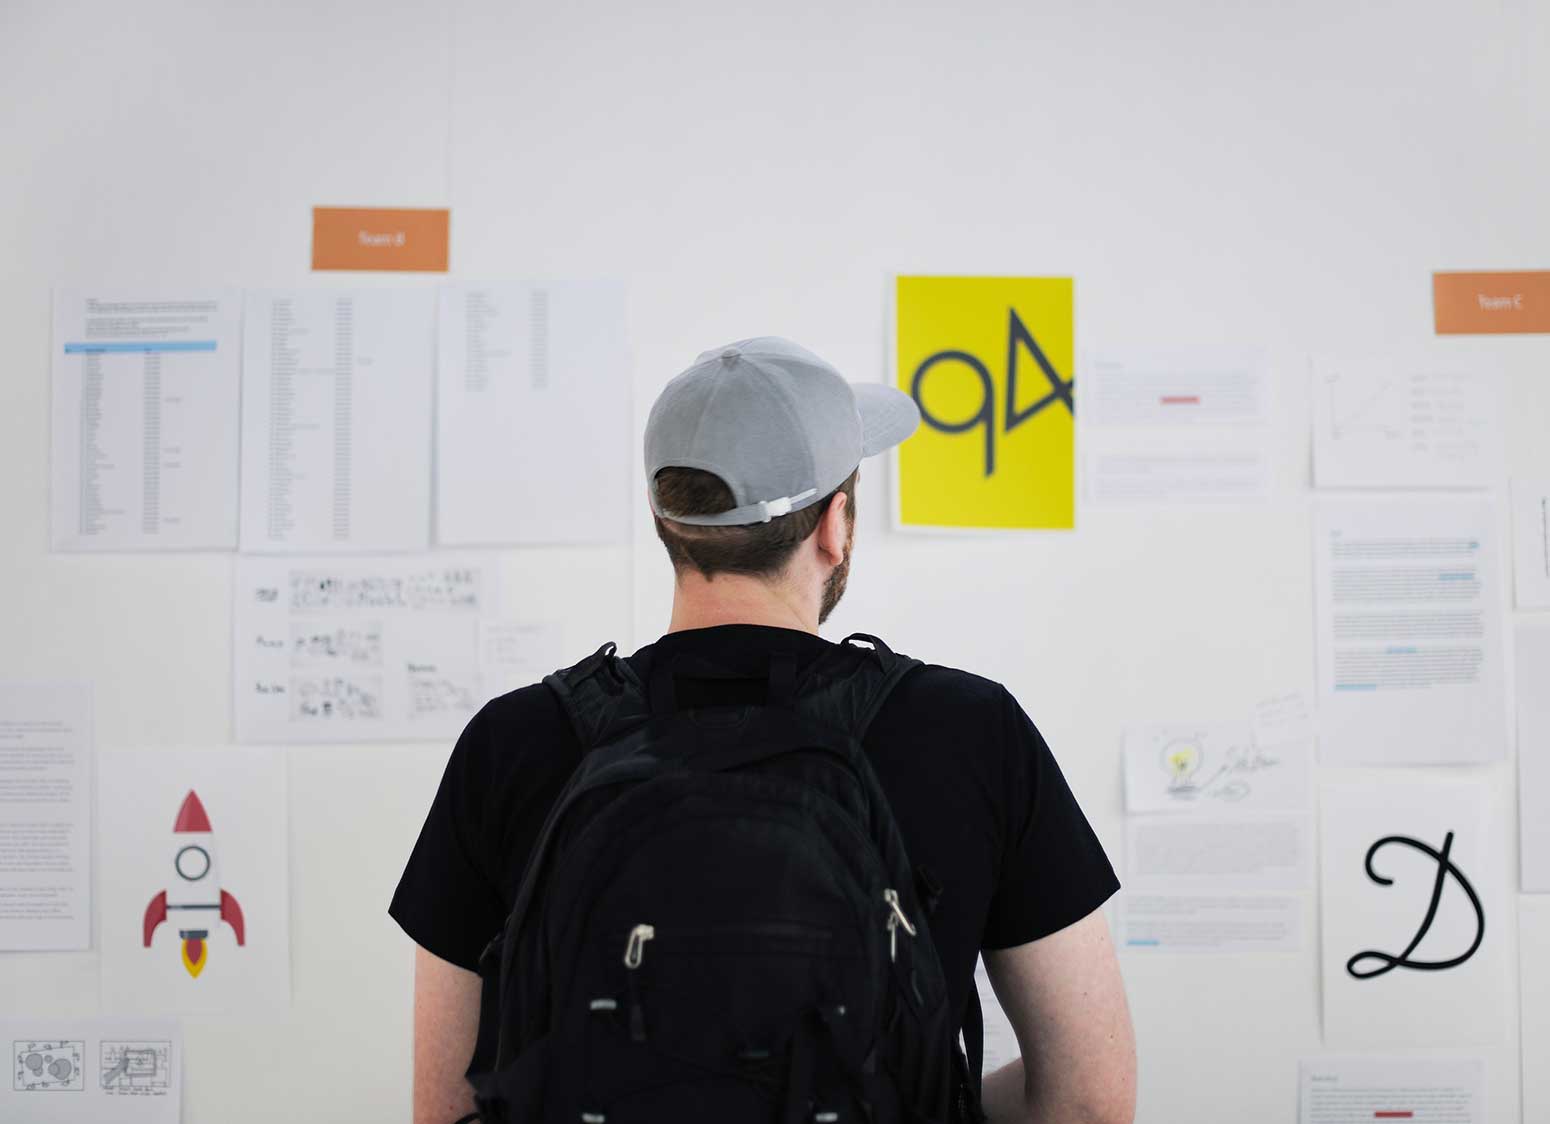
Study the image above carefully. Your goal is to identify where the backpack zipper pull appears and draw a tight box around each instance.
[623,923,654,1042]
[623,923,655,969]
[883,889,916,963]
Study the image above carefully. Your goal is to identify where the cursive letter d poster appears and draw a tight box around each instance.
[1320,781,1507,1047]
[892,276,1074,531]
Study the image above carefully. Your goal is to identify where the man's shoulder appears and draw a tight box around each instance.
[875,654,1021,740]
[458,678,577,764]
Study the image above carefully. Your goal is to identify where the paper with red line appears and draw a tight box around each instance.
[99,748,288,1013]
[1082,349,1270,505]
[1298,1055,1483,1123]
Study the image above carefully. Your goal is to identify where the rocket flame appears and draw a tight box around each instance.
[181,937,207,978]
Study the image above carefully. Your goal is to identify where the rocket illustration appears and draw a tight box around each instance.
[142,790,245,978]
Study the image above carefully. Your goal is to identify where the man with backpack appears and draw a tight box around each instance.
[391,337,1136,1124]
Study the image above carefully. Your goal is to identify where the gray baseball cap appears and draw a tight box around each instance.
[646,337,920,526]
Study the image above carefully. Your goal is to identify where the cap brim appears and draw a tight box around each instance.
[855,383,920,457]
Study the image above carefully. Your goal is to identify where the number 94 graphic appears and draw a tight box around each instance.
[909,308,1074,477]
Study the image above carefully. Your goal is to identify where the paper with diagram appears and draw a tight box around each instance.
[1297,1055,1483,1124]
[1,1017,181,1123]
[1513,479,1550,609]
[234,555,501,743]
[99,747,287,1014]
[1320,781,1506,1048]
[1312,497,1506,765]
[50,290,241,550]
[0,683,91,951]
[1519,623,1550,893]
[1083,350,1268,504]
[240,288,435,553]
[1123,722,1312,813]
[1311,359,1501,489]
[437,282,632,545]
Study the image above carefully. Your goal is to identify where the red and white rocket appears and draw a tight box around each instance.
[142,790,245,978]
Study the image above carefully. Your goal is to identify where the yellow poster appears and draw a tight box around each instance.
[894,275,1074,530]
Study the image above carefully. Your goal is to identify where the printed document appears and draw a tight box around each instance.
[0,683,90,951]
[1518,623,1550,892]
[1312,359,1501,489]
[50,290,241,550]
[1117,814,1310,952]
[240,289,434,552]
[0,1017,181,1123]
[1512,479,1550,608]
[233,555,499,743]
[1083,350,1268,504]
[1320,782,1506,1048]
[1298,1055,1483,1124]
[1312,497,1506,765]
[1522,898,1550,1124]
[437,282,632,545]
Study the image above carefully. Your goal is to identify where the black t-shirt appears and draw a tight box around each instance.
[389,625,1119,1053]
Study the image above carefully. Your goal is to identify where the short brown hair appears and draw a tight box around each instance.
[653,467,857,579]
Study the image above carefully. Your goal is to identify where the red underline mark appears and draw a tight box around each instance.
[1374,1112,1414,1119]
[1159,395,1201,405]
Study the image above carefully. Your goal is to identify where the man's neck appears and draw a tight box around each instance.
[666,572,816,635]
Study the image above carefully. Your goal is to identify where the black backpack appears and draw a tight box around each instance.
[465,633,978,1124]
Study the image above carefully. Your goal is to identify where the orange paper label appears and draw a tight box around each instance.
[1434,271,1550,334]
[311,207,449,272]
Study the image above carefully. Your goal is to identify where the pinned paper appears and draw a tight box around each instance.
[311,206,449,272]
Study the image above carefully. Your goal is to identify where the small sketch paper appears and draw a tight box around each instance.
[99,748,288,1014]
[437,282,632,545]
[0,683,91,951]
[240,288,435,553]
[1252,691,1314,748]
[1123,723,1312,813]
[1312,496,1507,765]
[1320,782,1506,1048]
[1298,1055,1483,1124]
[1513,479,1550,609]
[50,290,241,550]
[1,1017,180,1123]
[234,555,500,743]
[1311,359,1502,489]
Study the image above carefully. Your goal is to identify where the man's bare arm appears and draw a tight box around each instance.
[979,907,1136,1124]
[413,945,482,1124]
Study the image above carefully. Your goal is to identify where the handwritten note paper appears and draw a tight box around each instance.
[1123,723,1313,814]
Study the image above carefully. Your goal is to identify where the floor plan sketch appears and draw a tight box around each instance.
[100,1039,172,1095]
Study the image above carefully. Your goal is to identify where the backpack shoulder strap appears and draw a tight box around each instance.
[795,632,923,740]
[542,642,651,750]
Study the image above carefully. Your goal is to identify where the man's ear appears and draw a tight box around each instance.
[814,492,849,568]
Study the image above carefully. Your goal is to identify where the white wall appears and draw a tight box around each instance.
[3,1,1547,1120]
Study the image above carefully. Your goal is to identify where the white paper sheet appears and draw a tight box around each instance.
[1298,1055,1484,1124]
[0,1017,181,1123]
[1312,497,1507,765]
[1312,359,1502,489]
[233,555,499,743]
[50,290,241,550]
[436,282,632,545]
[1084,351,1269,505]
[0,683,91,951]
[1320,782,1506,1048]
[1522,897,1550,1124]
[481,619,564,698]
[1512,479,1550,609]
[1519,622,1550,893]
[1123,723,1312,813]
[972,957,1018,1074]
[99,747,287,1014]
[239,288,434,553]
[1118,814,1310,952]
